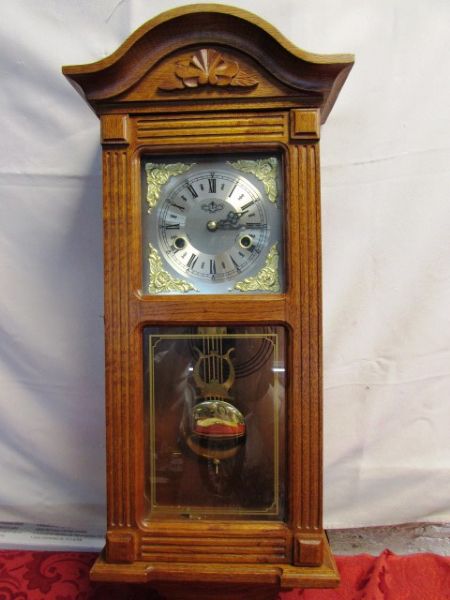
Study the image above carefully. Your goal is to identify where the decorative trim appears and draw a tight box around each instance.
[100,115,130,145]
[290,109,320,140]
[229,157,278,202]
[294,535,324,567]
[137,114,288,144]
[234,244,280,293]
[148,243,198,294]
[145,162,192,213]
[103,150,133,528]
[158,48,259,90]
[106,531,137,563]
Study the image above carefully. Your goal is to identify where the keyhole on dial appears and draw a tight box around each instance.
[239,235,252,249]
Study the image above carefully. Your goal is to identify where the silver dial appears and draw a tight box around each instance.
[143,159,283,294]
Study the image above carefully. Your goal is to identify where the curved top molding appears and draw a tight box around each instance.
[63,4,354,122]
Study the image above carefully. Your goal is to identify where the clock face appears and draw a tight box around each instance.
[142,155,284,294]
[158,166,269,282]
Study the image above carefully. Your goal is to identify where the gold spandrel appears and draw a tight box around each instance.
[145,162,193,213]
[234,244,280,293]
[228,157,278,203]
[148,243,198,294]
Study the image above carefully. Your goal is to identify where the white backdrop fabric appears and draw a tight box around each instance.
[0,0,449,540]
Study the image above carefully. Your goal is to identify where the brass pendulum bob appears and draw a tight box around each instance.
[181,337,246,472]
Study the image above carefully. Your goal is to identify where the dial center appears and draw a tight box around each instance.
[184,200,242,255]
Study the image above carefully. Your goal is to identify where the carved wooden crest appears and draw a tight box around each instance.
[159,48,259,91]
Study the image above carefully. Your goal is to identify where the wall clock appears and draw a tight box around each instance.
[63,5,353,599]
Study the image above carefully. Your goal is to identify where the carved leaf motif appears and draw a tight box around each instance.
[148,243,198,294]
[159,48,258,91]
[234,244,281,293]
[230,72,260,88]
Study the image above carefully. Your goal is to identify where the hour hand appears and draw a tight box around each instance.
[218,210,248,228]
[231,209,248,221]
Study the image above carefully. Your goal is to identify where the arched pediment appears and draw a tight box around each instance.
[63,4,354,122]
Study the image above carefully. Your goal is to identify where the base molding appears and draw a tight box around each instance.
[90,533,339,597]
[144,582,278,600]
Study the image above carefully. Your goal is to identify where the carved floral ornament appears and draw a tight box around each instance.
[234,244,281,293]
[159,48,259,91]
[148,243,198,294]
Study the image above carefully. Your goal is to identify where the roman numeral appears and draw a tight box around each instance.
[246,222,267,229]
[230,255,241,272]
[228,181,238,198]
[209,259,216,275]
[241,200,255,211]
[208,178,216,193]
[187,253,198,269]
[171,203,185,211]
[186,184,198,198]
[164,223,180,229]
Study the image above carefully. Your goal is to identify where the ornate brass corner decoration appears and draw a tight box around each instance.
[148,243,198,294]
[229,158,278,203]
[234,244,280,293]
[158,49,259,90]
[145,162,193,213]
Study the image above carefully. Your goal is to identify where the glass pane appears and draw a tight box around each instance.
[143,326,287,520]
[141,153,284,295]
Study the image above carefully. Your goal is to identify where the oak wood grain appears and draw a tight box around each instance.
[62,3,354,594]
[62,4,353,122]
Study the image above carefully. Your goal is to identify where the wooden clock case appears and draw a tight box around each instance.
[63,5,353,598]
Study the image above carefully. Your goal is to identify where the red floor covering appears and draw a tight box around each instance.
[0,550,448,599]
